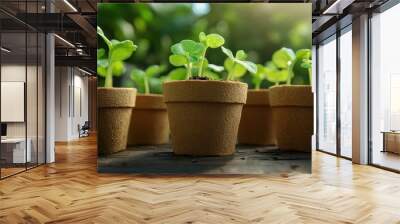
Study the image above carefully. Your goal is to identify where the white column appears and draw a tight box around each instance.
[352,14,369,164]
[46,32,55,163]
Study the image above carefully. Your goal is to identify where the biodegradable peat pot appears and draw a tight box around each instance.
[238,89,276,145]
[269,85,313,152]
[128,94,169,145]
[163,80,248,156]
[97,87,136,155]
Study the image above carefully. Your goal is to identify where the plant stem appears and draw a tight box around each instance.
[226,63,236,81]
[275,82,279,86]
[286,62,293,85]
[308,67,312,84]
[255,82,260,90]
[186,63,192,80]
[105,65,113,87]
[144,76,150,94]
[198,47,208,77]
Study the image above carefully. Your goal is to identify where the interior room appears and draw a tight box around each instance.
[0,0,400,223]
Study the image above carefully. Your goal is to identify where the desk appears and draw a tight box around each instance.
[382,131,400,154]
[1,138,31,163]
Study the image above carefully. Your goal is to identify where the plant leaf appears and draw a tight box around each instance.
[166,68,187,81]
[199,32,207,43]
[169,54,187,66]
[171,43,186,55]
[97,48,105,60]
[208,64,224,72]
[181,40,205,56]
[97,66,107,77]
[110,40,136,62]
[265,69,289,83]
[235,50,247,60]
[203,69,221,80]
[206,33,225,48]
[111,61,125,76]
[130,68,145,91]
[272,47,295,69]
[221,46,234,59]
[145,65,165,77]
[236,60,257,74]
[97,26,112,50]
[224,58,247,79]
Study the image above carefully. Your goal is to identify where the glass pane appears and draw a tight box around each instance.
[318,37,337,154]
[27,31,38,169]
[1,30,28,177]
[371,4,400,171]
[339,28,352,158]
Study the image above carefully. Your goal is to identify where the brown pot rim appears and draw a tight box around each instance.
[245,89,270,106]
[269,85,313,107]
[163,80,248,104]
[135,93,166,110]
[98,87,137,108]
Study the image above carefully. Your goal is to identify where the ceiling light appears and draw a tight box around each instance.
[54,34,75,48]
[63,0,78,12]
[1,47,11,53]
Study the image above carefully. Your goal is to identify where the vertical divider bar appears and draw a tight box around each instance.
[25,0,28,171]
[336,22,341,157]
[315,45,320,151]
[0,17,2,179]
[367,11,373,164]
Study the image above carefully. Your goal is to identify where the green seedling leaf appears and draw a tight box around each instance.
[145,65,165,77]
[111,61,125,76]
[272,47,296,69]
[130,68,146,92]
[199,32,207,43]
[206,34,225,48]
[181,40,205,56]
[208,64,224,73]
[169,54,187,66]
[97,26,112,49]
[224,58,247,79]
[166,68,187,81]
[236,60,257,74]
[221,46,234,59]
[203,69,221,80]
[171,43,186,55]
[97,66,107,77]
[235,50,247,60]
[110,40,137,62]
[97,48,105,59]
[251,64,267,89]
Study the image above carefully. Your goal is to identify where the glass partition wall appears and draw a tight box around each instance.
[370,3,400,171]
[0,2,46,179]
[316,26,353,159]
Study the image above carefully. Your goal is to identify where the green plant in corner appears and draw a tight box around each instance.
[221,46,257,81]
[251,64,267,90]
[130,65,166,94]
[97,26,137,87]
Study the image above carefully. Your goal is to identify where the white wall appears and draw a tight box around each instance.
[55,67,89,141]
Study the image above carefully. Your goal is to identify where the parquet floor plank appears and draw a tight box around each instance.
[0,135,400,223]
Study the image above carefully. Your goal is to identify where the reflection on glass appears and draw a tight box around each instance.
[371,4,400,171]
[318,36,337,154]
[340,28,352,158]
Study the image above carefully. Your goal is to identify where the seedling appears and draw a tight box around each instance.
[221,47,257,81]
[264,61,289,86]
[297,49,312,83]
[271,47,295,85]
[97,26,137,87]
[131,65,166,94]
[169,32,225,79]
[251,64,267,90]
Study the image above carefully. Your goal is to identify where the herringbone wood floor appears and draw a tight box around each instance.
[1,135,400,224]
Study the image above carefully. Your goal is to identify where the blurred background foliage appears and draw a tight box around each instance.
[98,3,311,91]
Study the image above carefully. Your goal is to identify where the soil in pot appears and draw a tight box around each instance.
[238,89,276,145]
[128,94,169,145]
[163,80,248,156]
[269,85,313,152]
[98,87,136,155]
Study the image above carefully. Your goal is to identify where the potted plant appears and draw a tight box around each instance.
[163,32,254,156]
[268,48,313,152]
[97,26,137,155]
[238,64,276,145]
[128,65,170,145]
